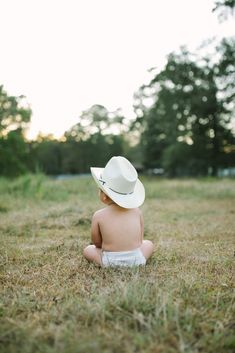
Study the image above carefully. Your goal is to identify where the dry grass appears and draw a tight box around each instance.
[0,175,235,353]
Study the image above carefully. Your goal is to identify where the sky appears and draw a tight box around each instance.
[0,0,234,139]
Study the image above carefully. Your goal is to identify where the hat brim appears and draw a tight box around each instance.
[90,167,145,209]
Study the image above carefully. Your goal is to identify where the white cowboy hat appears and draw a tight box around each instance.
[90,156,145,209]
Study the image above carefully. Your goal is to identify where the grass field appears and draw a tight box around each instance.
[0,175,235,353]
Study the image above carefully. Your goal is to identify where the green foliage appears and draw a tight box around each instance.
[0,129,30,177]
[0,100,130,176]
[162,142,193,176]
[0,85,32,177]
[134,40,235,176]
[29,137,62,175]
[65,104,127,141]
[2,173,46,198]
[28,133,125,175]
[61,104,127,173]
[0,173,69,201]
[0,85,31,136]
[213,0,235,20]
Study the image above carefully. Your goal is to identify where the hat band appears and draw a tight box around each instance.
[99,179,134,195]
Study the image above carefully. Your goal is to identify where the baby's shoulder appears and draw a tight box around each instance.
[130,207,142,216]
[92,207,107,219]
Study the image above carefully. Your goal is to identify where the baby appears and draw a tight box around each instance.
[83,156,154,267]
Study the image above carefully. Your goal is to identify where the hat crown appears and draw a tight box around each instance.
[102,156,137,194]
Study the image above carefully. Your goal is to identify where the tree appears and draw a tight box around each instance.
[64,104,125,173]
[0,85,32,176]
[0,129,30,177]
[213,0,235,20]
[65,104,127,141]
[29,135,62,175]
[0,85,31,137]
[134,44,235,176]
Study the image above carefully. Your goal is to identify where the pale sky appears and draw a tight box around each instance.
[0,0,234,139]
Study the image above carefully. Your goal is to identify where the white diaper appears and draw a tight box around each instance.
[101,248,146,267]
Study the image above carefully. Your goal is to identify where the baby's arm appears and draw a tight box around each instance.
[91,211,102,248]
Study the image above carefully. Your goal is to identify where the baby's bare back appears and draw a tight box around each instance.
[97,205,143,251]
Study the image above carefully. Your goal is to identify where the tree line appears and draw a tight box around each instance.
[0,1,234,177]
[0,99,136,176]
